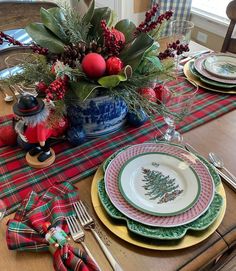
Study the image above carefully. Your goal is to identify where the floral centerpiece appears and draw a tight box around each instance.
[0,1,189,141]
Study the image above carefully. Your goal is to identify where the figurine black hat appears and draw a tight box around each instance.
[13,94,45,117]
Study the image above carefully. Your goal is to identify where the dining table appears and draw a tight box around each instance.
[0,40,236,271]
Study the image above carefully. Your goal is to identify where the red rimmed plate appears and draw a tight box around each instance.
[104,142,215,227]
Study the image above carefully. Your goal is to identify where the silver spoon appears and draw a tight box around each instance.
[4,93,14,102]
[209,152,236,183]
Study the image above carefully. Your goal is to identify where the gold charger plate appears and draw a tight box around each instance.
[91,166,226,250]
[184,61,236,94]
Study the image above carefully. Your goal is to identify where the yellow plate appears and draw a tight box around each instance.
[91,166,226,250]
[184,61,236,94]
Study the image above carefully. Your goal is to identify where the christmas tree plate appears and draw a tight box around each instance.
[118,152,201,216]
[91,160,225,249]
[98,179,223,241]
[104,143,215,227]
[204,54,236,79]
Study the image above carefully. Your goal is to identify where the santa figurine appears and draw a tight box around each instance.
[13,94,55,168]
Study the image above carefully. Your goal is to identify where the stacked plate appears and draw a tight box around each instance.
[184,52,236,94]
[92,142,226,250]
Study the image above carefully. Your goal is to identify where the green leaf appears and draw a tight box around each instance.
[119,33,154,70]
[25,23,65,53]
[115,19,136,43]
[69,81,102,101]
[98,65,132,88]
[47,7,65,23]
[98,74,126,88]
[146,56,163,70]
[89,7,112,37]
[40,8,68,42]
[82,0,95,24]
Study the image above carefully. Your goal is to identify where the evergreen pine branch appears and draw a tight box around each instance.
[58,3,91,43]
[1,55,54,86]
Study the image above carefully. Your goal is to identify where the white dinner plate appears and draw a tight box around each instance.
[204,54,236,79]
[118,152,201,216]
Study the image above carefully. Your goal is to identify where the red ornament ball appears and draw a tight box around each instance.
[0,125,17,146]
[138,87,157,102]
[154,85,170,104]
[82,53,106,78]
[111,28,126,44]
[106,57,124,75]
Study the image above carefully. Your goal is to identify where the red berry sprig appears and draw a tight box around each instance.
[100,20,124,56]
[158,40,189,60]
[37,76,69,102]
[0,31,48,55]
[0,31,23,46]
[135,4,173,34]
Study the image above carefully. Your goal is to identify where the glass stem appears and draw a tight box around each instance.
[164,123,176,141]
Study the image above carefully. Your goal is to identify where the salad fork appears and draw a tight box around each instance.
[73,201,123,271]
[65,215,101,270]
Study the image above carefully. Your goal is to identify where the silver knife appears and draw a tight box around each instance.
[185,143,236,191]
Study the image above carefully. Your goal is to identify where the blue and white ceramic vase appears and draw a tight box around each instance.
[66,96,128,138]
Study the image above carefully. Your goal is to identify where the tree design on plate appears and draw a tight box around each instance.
[219,63,236,74]
[142,163,183,204]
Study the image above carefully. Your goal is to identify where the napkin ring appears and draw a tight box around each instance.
[43,222,70,259]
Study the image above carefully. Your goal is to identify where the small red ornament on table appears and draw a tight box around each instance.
[138,87,157,102]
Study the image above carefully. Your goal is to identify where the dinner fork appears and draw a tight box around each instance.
[65,215,101,271]
[73,201,123,271]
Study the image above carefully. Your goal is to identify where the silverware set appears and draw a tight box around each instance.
[66,200,123,271]
[185,143,236,191]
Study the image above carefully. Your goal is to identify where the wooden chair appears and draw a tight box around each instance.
[0,1,57,115]
[221,0,236,53]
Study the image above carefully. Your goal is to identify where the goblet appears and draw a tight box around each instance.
[0,199,6,221]
[170,20,194,72]
[160,77,198,143]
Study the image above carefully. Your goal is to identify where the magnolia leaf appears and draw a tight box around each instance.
[89,7,112,37]
[82,0,95,24]
[98,65,132,88]
[69,81,102,101]
[25,23,65,53]
[107,10,117,27]
[115,19,136,43]
[146,56,163,70]
[46,7,65,22]
[119,33,154,71]
[98,74,127,88]
[40,8,68,42]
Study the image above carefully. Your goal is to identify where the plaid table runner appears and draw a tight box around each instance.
[0,87,236,214]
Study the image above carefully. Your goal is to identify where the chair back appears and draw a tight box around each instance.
[221,0,236,53]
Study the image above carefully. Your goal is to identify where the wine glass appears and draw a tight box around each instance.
[0,199,6,221]
[160,77,198,143]
[170,20,194,72]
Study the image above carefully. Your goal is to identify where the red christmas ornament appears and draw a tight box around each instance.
[106,56,124,75]
[82,53,106,78]
[138,87,157,102]
[111,28,126,45]
[0,125,17,146]
[154,85,170,104]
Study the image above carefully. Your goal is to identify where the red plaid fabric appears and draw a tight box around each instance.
[6,182,99,271]
[1,85,236,214]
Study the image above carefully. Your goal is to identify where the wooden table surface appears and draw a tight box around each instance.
[0,42,236,271]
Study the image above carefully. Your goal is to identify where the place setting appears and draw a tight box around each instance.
[90,141,225,250]
[184,52,236,94]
